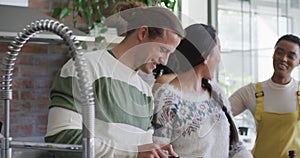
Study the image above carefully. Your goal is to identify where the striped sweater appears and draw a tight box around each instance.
[45,50,154,157]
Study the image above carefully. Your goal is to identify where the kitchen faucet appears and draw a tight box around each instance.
[0,19,95,158]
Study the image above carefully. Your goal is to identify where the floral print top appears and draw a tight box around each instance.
[152,82,253,158]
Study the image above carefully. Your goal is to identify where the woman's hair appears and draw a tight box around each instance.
[153,24,217,78]
[275,34,300,48]
[163,24,217,96]
[109,2,184,39]
[211,90,239,147]
[175,23,217,73]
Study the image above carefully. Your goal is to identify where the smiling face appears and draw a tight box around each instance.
[272,40,300,81]
[137,29,182,74]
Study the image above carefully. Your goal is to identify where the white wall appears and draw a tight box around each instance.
[0,0,28,7]
[290,8,300,36]
[181,0,208,28]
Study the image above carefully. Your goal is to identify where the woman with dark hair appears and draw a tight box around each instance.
[152,24,252,157]
[229,34,300,158]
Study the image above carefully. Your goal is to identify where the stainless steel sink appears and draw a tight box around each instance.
[1,137,54,158]
[11,150,54,158]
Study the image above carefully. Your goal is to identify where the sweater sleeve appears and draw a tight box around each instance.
[152,86,179,145]
[229,83,257,116]
[229,141,253,158]
[94,138,138,158]
[45,128,139,158]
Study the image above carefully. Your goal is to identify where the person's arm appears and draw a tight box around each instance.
[152,86,181,156]
[94,138,178,158]
[229,83,256,116]
[137,143,178,158]
[229,141,253,158]
[45,113,177,158]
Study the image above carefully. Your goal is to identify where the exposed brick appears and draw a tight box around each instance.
[0,43,48,54]
[48,44,66,52]
[36,100,51,112]
[36,124,47,135]
[12,90,19,100]
[10,113,19,124]
[33,78,53,88]
[13,78,34,89]
[10,101,33,112]
[0,43,10,52]
[21,44,48,54]
[0,116,4,123]
[11,124,33,137]
[29,0,50,11]
[19,113,36,124]
[36,113,48,125]
[19,66,50,77]
[20,89,50,100]
[52,1,64,9]
[40,54,69,66]
[16,55,34,65]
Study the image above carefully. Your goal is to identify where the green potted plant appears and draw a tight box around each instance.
[52,0,177,50]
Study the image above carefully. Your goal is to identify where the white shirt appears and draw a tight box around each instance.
[229,78,299,116]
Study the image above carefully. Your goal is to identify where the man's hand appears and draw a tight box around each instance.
[137,143,178,158]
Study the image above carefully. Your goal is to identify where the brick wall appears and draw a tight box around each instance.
[0,0,88,138]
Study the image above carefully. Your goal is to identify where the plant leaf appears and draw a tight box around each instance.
[104,0,109,9]
[169,0,176,11]
[95,35,105,43]
[100,27,108,34]
[72,19,77,27]
[81,41,88,50]
[52,7,62,18]
[81,0,87,10]
[60,8,71,19]
[78,11,82,17]
[147,0,153,6]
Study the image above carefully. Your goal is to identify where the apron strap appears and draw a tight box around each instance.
[297,81,300,120]
[297,81,300,105]
[255,82,264,121]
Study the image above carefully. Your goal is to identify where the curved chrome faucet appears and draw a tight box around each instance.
[0,19,95,158]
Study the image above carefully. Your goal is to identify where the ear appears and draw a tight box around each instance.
[137,26,148,41]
